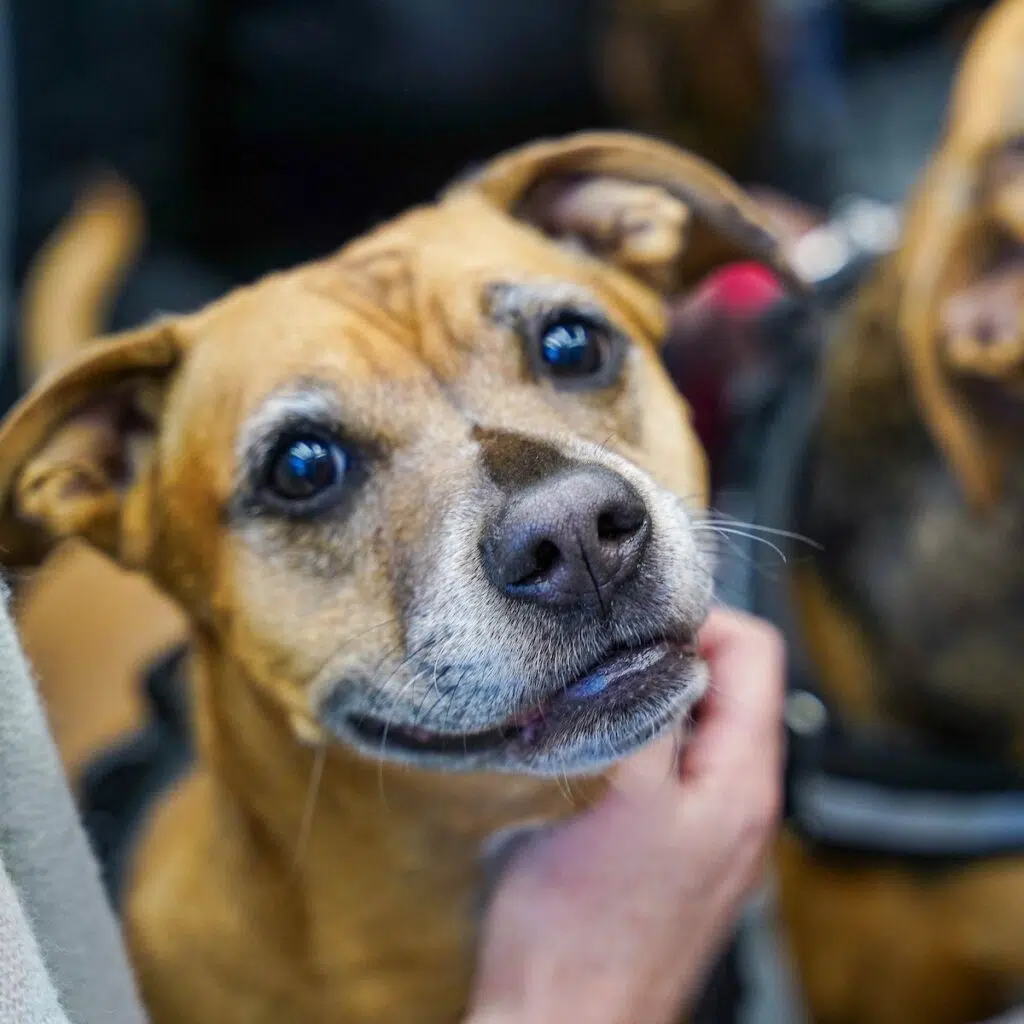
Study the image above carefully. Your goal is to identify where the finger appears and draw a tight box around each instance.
[610,611,784,796]
[696,608,785,736]
[683,608,785,780]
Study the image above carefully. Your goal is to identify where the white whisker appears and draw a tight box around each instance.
[695,517,821,549]
[697,526,789,563]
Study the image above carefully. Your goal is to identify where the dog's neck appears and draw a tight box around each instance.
[182,631,593,1007]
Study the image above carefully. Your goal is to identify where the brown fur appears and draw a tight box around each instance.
[15,2,775,787]
[0,132,797,1024]
[778,3,1024,1020]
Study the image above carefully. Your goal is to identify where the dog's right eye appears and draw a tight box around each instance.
[521,308,625,392]
[265,434,348,506]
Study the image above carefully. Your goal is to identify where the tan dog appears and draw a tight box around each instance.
[0,133,797,1024]
[777,2,1024,1021]
[14,0,773,787]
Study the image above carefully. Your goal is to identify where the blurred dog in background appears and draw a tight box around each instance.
[778,0,1024,1020]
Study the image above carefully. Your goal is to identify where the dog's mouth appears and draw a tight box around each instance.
[343,634,701,770]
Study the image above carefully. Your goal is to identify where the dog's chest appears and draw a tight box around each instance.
[802,435,1024,742]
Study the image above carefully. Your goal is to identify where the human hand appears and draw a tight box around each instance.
[466,607,785,1024]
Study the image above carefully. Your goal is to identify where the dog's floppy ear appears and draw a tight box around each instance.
[446,131,804,296]
[0,322,182,568]
[895,0,1024,510]
[940,143,1024,389]
[898,138,1024,508]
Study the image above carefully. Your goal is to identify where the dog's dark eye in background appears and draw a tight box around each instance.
[265,434,348,507]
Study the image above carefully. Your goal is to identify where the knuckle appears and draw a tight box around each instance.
[752,619,786,667]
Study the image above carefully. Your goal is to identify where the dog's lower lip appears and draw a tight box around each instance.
[345,637,695,757]
[561,643,681,701]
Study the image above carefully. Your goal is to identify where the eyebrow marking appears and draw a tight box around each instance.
[486,279,613,332]
[235,381,345,477]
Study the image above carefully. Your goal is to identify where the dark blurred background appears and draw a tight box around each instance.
[0,0,997,402]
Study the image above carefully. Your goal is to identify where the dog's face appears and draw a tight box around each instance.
[894,0,1024,509]
[0,134,797,777]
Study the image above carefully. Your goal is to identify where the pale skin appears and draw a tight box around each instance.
[466,608,785,1024]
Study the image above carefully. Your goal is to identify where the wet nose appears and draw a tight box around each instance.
[480,466,650,609]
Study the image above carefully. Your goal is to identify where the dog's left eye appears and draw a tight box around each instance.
[538,317,603,377]
[266,435,348,504]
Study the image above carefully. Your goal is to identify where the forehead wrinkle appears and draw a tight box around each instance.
[302,270,420,355]
[310,237,482,394]
[239,281,436,393]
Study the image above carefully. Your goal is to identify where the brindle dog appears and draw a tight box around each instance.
[778,1,1024,1021]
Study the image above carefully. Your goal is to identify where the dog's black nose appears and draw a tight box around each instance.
[480,467,650,609]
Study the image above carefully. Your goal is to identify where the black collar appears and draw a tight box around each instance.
[783,680,1024,862]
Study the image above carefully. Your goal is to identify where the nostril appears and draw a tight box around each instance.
[597,504,647,542]
[598,510,630,541]
[533,539,560,575]
[509,537,562,587]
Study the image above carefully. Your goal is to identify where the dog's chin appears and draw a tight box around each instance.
[319,638,707,777]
